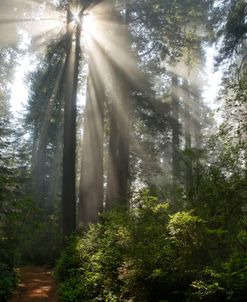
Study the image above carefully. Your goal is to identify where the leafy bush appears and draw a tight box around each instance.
[19,210,62,265]
[55,187,247,301]
[0,262,17,302]
[3,197,62,266]
[187,253,247,302]
[55,191,213,302]
[222,253,247,301]
[0,240,18,302]
[187,268,227,302]
[55,213,128,301]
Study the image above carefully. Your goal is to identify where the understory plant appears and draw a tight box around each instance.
[55,190,228,302]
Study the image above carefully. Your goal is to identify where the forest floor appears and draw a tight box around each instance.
[10,266,57,302]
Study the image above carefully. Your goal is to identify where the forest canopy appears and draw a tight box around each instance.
[0,0,246,301]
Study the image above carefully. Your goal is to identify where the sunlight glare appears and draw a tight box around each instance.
[11,56,30,115]
[70,6,81,24]
[10,30,36,116]
[82,13,96,35]
[0,0,64,47]
[203,46,222,110]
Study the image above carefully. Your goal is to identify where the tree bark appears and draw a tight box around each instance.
[78,36,105,225]
[105,6,132,209]
[105,60,130,209]
[171,74,180,184]
[62,1,81,240]
[183,78,193,191]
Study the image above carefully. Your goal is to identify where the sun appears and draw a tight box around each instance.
[82,13,95,34]
[70,5,82,25]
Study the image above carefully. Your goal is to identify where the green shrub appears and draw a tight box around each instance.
[55,192,213,301]
[55,215,127,301]
[187,268,227,302]
[55,189,247,302]
[19,211,62,265]
[187,253,247,302]
[0,231,20,301]
[0,262,17,302]
[0,243,18,302]
[222,253,247,301]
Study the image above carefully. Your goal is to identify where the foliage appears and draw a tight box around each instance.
[187,253,247,302]
[56,121,247,302]
[25,36,66,210]
[19,207,62,265]
[0,1,246,301]
[0,262,17,302]
[0,204,19,301]
[56,189,236,302]
[213,0,247,65]
[0,103,19,300]
[219,77,247,148]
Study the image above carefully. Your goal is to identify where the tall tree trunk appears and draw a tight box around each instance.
[105,99,119,210]
[62,1,81,240]
[49,127,63,212]
[105,63,130,209]
[117,1,131,203]
[117,109,130,202]
[105,5,131,209]
[191,84,202,148]
[116,72,130,203]
[33,142,46,207]
[78,36,105,225]
[171,74,180,184]
[183,78,193,192]
[30,60,64,211]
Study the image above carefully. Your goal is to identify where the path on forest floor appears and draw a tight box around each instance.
[10,266,57,302]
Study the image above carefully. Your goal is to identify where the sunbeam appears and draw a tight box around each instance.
[0,0,64,46]
[1,2,245,299]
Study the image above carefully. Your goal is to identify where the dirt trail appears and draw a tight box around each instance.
[10,266,57,302]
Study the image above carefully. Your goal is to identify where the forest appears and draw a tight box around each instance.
[0,0,247,301]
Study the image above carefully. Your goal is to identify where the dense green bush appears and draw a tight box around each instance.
[222,253,247,301]
[55,185,247,302]
[0,241,18,301]
[187,253,247,302]
[55,192,216,302]
[19,209,62,265]
[0,262,17,302]
[4,197,62,266]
